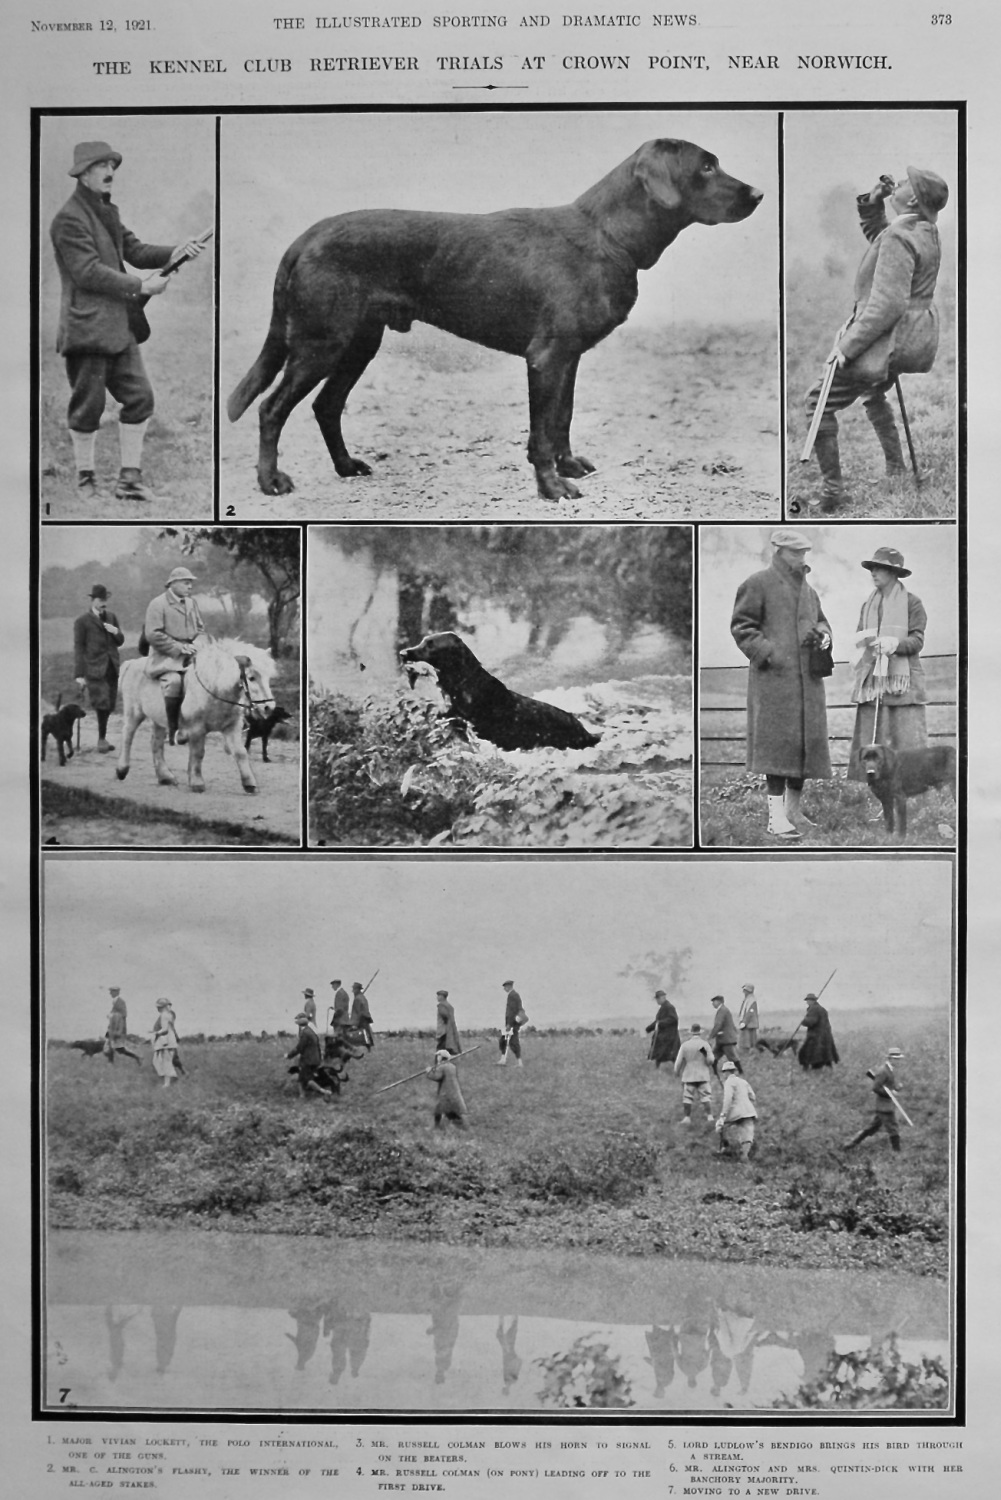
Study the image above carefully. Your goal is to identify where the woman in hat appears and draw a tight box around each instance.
[848,546,928,777]
[802,165,948,513]
[149,998,179,1088]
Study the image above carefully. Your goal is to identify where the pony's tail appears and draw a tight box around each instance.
[227,254,296,422]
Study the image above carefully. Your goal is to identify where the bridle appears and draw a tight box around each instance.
[187,649,272,721]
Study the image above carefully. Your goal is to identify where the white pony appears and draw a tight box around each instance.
[116,637,278,794]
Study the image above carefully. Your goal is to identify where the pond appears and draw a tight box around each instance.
[46,1231,948,1414]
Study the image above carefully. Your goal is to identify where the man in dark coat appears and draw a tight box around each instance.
[435,991,462,1056]
[707,994,742,1074]
[797,994,840,1070]
[803,167,948,512]
[646,989,680,1067]
[497,979,525,1068]
[73,582,124,753]
[329,979,350,1035]
[350,981,374,1050]
[49,140,205,504]
[286,1011,331,1098]
[731,530,833,840]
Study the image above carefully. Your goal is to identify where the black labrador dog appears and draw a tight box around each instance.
[245,704,291,762]
[859,742,956,841]
[41,700,86,765]
[229,138,762,500]
[400,631,600,752]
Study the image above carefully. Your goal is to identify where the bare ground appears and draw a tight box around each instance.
[40,713,300,847]
[221,322,780,522]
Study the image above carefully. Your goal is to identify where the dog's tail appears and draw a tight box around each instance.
[226,255,295,422]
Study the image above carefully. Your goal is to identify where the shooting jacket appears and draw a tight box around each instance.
[287,1025,322,1070]
[719,1074,758,1124]
[430,1058,468,1117]
[708,1002,739,1049]
[869,1060,901,1115]
[350,990,373,1027]
[50,182,174,356]
[731,554,833,780]
[330,986,350,1028]
[674,1035,715,1082]
[837,198,942,385]
[144,590,205,678]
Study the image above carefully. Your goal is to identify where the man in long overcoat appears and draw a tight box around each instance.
[646,990,681,1067]
[435,991,462,1057]
[73,582,124,753]
[731,530,832,839]
[350,981,375,1050]
[797,994,840,1071]
[49,140,205,504]
[804,166,949,512]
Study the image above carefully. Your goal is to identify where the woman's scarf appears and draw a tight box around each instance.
[853,581,911,701]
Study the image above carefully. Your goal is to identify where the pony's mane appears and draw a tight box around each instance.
[200,636,276,673]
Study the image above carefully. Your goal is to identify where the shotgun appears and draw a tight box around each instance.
[139,227,214,305]
[375,1044,484,1095]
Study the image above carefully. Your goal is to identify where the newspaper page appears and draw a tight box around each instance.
[3,0,998,1495]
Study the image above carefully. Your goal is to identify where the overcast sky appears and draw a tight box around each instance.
[44,856,952,1037]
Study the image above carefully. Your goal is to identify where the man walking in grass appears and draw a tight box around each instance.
[428,1049,470,1131]
[707,994,742,1074]
[497,979,525,1068]
[673,1023,716,1127]
[843,1046,905,1153]
[715,1059,758,1162]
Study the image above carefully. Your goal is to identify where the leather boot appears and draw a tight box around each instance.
[767,794,800,841]
[165,696,182,745]
[813,431,849,513]
[76,470,103,502]
[115,467,155,504]
[865,396,907,477]
[784,785,816,829]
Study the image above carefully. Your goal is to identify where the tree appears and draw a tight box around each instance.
[158,528,299,658]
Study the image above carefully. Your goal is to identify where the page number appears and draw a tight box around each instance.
[931,13,952,21]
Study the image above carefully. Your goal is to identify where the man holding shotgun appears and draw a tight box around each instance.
[843,1046,908,1154]
[802,166,948,513]
[50,140,210,504]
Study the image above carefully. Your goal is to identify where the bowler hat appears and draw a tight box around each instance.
[89,584,109,600]
[166,566,197,585]
[69,141,122,177]
[771,528,811,551]
[907,165,949,222]
[861,546,911,578]
[294,1011,309,1024]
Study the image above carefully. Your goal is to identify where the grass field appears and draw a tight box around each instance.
[700,768,956,848]
[786,271,956,520]
[47,1019,950,1279]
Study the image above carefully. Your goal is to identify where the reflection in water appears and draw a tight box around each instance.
[48,1231,948,1413]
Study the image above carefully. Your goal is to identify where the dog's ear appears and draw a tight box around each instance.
[634,141,684,212]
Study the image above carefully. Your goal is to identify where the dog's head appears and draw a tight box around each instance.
[859,744,890,782]
[400,631,476,688]
[635,139,763,225]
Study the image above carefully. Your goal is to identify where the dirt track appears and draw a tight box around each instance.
[40,714,300,846]
[221,322,780,522]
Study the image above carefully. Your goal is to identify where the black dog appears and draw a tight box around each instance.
[756,1033,799,1058]
[228,138,762,501]
[245,704,291,762]
[400,631,600,752]
[69,1038,107,1058]
[41,700,87,766]
[859,742,956,841]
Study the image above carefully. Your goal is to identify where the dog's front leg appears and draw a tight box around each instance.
[894,793,908,843]
[526,341,584,500]
[552,355,596,481]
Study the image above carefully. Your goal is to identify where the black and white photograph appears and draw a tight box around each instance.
[219,110,780,521]
[43,854,953,1415]
[38,115,215,520]
[39,526,300,847]
[784,109,958,520]
[699,524,958,847]
[307,524,692,847]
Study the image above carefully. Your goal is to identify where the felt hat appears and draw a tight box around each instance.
[155,998,169,1010]
[861,546,911,578]
[887,1046,905,1060]
[770,528,811,551]
[294,1011,309,1024]
[435,1049,451,1063]
[654,989,667,999]
[166,566,197,585]
[89,584,109,600]
[352,982,363,992]
[907,165,949,222]
[804,993,818,1001]
[69,141,122,177]
[720,1059,737,1072]
[302,988,314,997]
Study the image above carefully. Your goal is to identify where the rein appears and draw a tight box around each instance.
[188,650,269,719]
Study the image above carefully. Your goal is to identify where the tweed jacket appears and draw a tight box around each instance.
[287,1025,322,1070]
[838,198,942,383]
[731,554,833,780]
[143,590,205,678]
[50,182,174,356]
[708,1002,739,1049]
[73,607,124,679]
[673,1035,715,1083]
